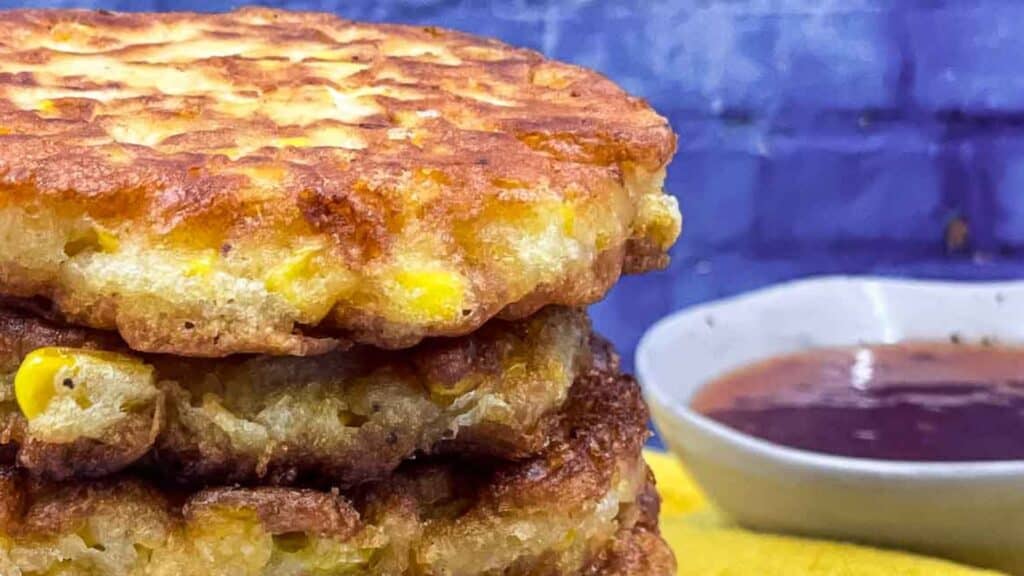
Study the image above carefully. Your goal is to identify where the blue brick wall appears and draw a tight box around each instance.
[3,0,1024,369]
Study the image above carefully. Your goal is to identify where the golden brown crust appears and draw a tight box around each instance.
[483,349,647,510]
[17,405,161,481]
[9,472,170,538]
[0,305,593,486]
[0,297,123,371]
[0,368,662,575]
[582,525,677,576]
[184,487,360,539]
[0,7,680,356]
[581,473,676,576]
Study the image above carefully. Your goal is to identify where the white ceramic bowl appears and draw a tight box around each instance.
[637,276,1024,574]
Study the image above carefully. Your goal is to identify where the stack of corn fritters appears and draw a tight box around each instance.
[0,8,681,575]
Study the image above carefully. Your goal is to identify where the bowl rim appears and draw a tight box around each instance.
[636,274,1024,477]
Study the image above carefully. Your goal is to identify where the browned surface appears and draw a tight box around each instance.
[16,407,161,481]
[0,305,592,485]
[0,298,124,371]
[581,472,676,576]
[0,368,667,575]
[0,7,680,356]
[185,486,360,538]
[484,346,645,511]
[582,525,677,576]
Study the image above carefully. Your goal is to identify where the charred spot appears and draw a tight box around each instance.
[61,378,74,390]
[296,180,400,260]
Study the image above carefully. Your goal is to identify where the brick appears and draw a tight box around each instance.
[756,126,945,247]
[671,120,764,249]
[988,135,1024,247]
[907,5,1024,112]
[776,10,899,110]
[644,5,780,114]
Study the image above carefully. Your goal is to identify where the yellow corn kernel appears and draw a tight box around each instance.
[265,246,319,296]
[37,99,56,114]
[14,348,74,420]
[264,246,348,321]
[185,250,218,277]
[95,226,120,252]
[393,268,465,321]
[559,203,576,236]
[0,127,9,136]
[14,347,146,420]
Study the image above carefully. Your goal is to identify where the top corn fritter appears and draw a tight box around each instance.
[0,8,680,357]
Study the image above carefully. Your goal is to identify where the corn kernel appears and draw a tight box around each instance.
[14,348,74,420]
[393,268,465,321]
[95,226,120,252]
[14,347,147,420]
[185,250,217,277]
[265,246,319,295]
[264,246,348,321]
[559,203,576,236]
[274,136,311,148]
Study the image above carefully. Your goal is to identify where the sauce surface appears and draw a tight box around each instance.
[691,342,1024,462]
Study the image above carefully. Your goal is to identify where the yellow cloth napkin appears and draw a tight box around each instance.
[645,450,1006,576]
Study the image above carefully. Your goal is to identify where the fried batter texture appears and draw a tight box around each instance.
[0,8,681,356]
[0,306,591,485]
[0,367,673,576]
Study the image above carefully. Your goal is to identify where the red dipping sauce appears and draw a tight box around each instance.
[691,342,1024,462]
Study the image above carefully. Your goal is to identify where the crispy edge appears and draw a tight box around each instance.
[0,362,655,552]
[0,306,593,486]
[581,524,676,576]
[184,486,360,539]
[0,8,679,357]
